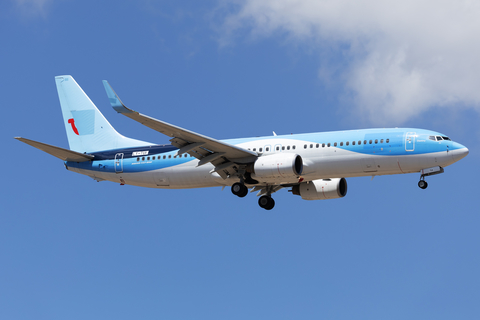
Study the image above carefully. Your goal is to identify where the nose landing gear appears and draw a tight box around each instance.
[418,179,428,189]
[418,166,444,189]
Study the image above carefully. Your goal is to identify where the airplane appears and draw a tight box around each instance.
[15,75,469,210]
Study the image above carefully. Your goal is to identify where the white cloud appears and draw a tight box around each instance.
[221,0,480,124]
[14,0,53,18]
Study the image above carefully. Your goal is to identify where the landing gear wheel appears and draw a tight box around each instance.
[418,180,428,189]
[258,196,275,210]
[231,182,248,197]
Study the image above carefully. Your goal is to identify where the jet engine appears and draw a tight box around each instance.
[291,178,347,200]
[251,153,303,180]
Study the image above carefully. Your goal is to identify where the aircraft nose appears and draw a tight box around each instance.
[452,145,469,162]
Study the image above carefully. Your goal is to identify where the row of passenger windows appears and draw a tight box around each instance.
[137,137,393,160]
[136,153,191,161]
[247,138,390,153]
[303,138,390,149]
[249,145,296,152]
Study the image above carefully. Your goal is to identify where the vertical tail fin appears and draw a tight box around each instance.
[55,75,152,153]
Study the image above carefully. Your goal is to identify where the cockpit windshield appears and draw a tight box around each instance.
[429,135,451,141]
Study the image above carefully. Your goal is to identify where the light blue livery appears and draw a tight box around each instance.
[16,76,469,210]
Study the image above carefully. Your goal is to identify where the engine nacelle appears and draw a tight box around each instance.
[252,153,303,180]
[292,178,347,200]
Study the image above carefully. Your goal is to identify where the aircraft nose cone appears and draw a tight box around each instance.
[452,145,469,161]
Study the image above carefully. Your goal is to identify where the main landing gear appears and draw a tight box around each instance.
[231,182,276,210]
[258,195,275,210]
[231,182,248,197]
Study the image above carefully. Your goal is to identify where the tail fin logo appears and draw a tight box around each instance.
[68,118,79,135]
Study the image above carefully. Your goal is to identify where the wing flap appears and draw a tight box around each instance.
[15,137,94,162]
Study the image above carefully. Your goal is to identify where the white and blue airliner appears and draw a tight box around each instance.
[16,76,469,210]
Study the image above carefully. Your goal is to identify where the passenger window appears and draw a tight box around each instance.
[386,139,390,143]
[282,146,285,150]
[292,145,296,149]
[369,140,372,144]
[327,143,331,147]
[364,140,367,144]
[346,141,349,146]
[310,144,313,148]
[184,154,187,158]
[276,146,280,151]
[163,155,166,159]
[322,143,325,147]
[358,140,362,145]
[334,142,337,147]
[137,157,140,161]
[380,139,384,143]
[142,157,145,161]
[304,144,307,149]
[147,157,150,160]
[316,143,319,148]
[259,148,263,152]
[287,146,290,150]
[266,147,270,152]
[168,155,171,159]
[340,142,343,146]
[253,148,256,151]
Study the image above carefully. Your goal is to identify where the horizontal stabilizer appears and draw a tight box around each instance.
[15,137,94,162]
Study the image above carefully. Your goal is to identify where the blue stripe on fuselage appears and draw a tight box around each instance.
[225,128,464,156]
[66,144,192,173]
[65,128,464,174]
[91,144,177,160]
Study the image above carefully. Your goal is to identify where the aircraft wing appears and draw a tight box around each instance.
[15,137,94,162]
[103,81,258,178]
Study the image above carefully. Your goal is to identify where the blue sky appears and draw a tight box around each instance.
[1,1,479,319]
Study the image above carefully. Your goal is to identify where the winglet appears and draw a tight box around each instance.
[102,80,134,114]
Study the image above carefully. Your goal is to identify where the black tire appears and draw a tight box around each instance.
[232,182,248,197]
[259,196,275,210]
[418,180,428,189]
[265,197,275,210]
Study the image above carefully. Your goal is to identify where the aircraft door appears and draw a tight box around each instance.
[115,153,124,173]
[405,132,416,151]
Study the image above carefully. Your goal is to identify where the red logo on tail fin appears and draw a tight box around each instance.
[68,118,79,135]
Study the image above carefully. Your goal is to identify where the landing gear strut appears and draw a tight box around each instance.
[258,195,275,210]
[231,182,248,197]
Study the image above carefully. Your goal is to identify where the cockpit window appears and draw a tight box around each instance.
[429,136,436,141]
[436,136,443,141]
[442,136,451,141]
